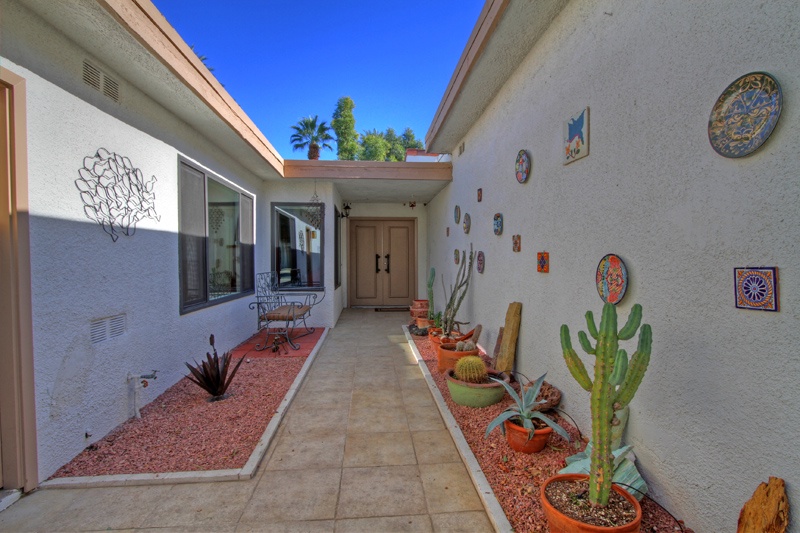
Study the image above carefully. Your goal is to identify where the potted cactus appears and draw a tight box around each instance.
[437,338,479,373]
[541,303,651,532]
[485,373,569,454]
[445,356,509,407]
[434,245,473,344]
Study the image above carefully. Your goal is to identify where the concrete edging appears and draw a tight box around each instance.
[403,326,513,533]
[41,328,328,490]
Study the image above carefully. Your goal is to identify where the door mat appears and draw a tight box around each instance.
[374,307,409,312]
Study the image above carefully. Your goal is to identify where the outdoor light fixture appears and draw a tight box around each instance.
[341,202,351,218]
[305,180,323,229]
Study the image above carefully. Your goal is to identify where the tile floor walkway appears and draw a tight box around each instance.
[0,309,494,532]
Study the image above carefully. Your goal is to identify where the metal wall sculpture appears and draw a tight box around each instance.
[75,148,160,241]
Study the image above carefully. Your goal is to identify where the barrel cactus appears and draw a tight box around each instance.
[560,302,652,507]
[454,356,487,383]
[455,340,476,352]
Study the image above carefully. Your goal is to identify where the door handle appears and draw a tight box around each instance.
[385,254,390,273]
[376,254,380,273]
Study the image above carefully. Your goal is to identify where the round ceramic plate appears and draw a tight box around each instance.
[596,254,628,305]
[454,205,461,224]
[476,251,485,273]
[708,72,782,158]
[463,213,471,234]
[515,150,530,183]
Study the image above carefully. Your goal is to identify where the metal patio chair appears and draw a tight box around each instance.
[249,272,318,350]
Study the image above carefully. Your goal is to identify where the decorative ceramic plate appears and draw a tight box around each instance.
[454,205,461,224]
[454,249,460,264]
[515,150,530,183]
[493,213,503,235]
[463,213,471,234]
[708,72,782,158]
[476,251,485,273]
[596,254,628,305]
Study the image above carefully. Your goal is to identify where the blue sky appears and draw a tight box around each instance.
[152,1,485,160]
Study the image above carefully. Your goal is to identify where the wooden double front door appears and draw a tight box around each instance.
[348,219,416,307]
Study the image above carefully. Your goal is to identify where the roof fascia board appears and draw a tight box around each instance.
[284,160,452,181]
[424,0,509,151]
[97,0,285,175]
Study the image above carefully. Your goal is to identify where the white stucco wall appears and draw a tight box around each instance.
[428,1,799,530]
[2,3,271,481]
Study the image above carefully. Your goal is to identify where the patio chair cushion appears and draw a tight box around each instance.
[263,305,311,322]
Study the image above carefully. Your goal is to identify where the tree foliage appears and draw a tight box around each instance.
[290,115,334,160]
[332,97,359,161]
[357,126,425,162]
[360,130,390,162]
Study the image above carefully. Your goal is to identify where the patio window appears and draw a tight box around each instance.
[179,160,254,313]
[271,202,324,290]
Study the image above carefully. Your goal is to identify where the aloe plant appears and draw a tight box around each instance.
[560,303,652,507]
[185,334,245,401]
[485,373,569,442]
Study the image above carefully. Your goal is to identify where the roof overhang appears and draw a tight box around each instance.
[425,0,569,154]
[284,160,452,203]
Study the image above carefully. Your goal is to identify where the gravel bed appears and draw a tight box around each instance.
[50,356,306,478]
[411,333,691,533]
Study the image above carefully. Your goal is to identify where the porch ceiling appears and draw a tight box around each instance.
[284,160,452,204]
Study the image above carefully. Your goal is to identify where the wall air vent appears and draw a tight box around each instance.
[82,60,120,103]
[90,314,127,344]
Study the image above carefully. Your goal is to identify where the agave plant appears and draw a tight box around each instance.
[485,373,570,442]
[185,334,245,401]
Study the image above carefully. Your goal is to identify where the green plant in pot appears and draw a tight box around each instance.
[485,373,569,454]
[541,302,652,531]
[437,338,479,373]
[438,244,473,342]
[427,267,436,321]
[445,355,509,407]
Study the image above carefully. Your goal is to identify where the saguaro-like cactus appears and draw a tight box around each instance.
[441,245,474,336]
[560,302,652,507]
[427,267,436,320]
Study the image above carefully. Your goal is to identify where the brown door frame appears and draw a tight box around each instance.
[1,67,39,491]
[347,217,417,307]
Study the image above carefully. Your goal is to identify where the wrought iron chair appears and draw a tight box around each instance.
[249,272,318,350]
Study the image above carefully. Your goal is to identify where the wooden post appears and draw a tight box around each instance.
[737,476,788,533]
[495,302,522,373]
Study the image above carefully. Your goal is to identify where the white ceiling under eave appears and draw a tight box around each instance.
[426,0,569,155]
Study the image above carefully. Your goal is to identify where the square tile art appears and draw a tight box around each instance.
[537,252,549,273]
[735,267,778,311]
[564,107,589,164]
[512,235,521,253]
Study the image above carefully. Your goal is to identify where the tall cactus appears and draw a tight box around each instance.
[441,245,474,336]
[560,303,652,507]
[427,267,436,320]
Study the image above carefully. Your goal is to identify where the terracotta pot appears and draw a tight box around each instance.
[437,343,479,373]
[445,369,509,407]
[430,328,474,346]
[411,299,429,310]
[416,317,433,328]
[410,308,428,319]
[540,473,643,533]
[503,419,552,453]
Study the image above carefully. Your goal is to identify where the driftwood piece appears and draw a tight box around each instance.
[737,476,788,533]
[490,327,504,369]
[496,302,522,373]
[472,324,482,346]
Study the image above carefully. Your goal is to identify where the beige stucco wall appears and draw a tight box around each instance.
[427,1,799,530]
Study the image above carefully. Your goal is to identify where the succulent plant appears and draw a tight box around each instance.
[485,373,569,442]
[185,334,245,401]
[427,267,436,320]
[454,356,488,383]
[560,302,652,507]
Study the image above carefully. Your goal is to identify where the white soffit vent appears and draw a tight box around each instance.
[82,60,120,102]
[90,314,127,344]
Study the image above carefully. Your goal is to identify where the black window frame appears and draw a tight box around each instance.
[178,158,254,314]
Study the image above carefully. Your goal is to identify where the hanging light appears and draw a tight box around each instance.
[341,202,351,218]
[305,181,323,229]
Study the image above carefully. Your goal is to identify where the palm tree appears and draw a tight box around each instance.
[290,115,334,160]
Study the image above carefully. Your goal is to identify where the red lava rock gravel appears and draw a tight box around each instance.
[412,332,692,533]
[50,333,313,479]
